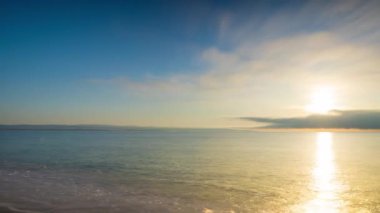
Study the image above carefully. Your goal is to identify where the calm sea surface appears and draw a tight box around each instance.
[0,130,379,212]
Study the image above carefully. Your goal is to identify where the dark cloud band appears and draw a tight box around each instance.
[241,110,380,129]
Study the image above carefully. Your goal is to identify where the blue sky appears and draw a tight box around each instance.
[1,0,380,128]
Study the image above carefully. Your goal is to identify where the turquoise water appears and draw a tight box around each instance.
[0,130,379,212]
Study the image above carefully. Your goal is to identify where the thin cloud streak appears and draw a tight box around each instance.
[91,32,380,95]
[241,110,380,129]
[90,0,380,97]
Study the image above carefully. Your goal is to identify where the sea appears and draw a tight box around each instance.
[0,129,379,212]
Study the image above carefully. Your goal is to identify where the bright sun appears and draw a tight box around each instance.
[306,86,335,114]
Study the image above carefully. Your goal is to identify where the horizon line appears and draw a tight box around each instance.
[1,124,380,132]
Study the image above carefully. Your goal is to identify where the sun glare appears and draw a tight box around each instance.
[303,132,343,212]
[306,87,335,114]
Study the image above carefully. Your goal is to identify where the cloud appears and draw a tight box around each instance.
[92,31,380,95]
[92,0,380,92]
[241,110,380,129]
[90,0,380,116]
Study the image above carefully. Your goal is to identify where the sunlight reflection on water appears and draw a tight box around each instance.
[304,132,344,213]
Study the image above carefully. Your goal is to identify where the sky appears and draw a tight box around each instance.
[1,0,380,128]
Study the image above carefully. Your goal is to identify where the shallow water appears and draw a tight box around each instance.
[0,130,379,212]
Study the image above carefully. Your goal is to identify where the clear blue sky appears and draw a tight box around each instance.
[1,0,380,127]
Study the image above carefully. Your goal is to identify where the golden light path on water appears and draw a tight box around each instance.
[304,132,344,212]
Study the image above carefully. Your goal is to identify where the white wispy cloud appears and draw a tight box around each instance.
[91,0,380,110]
[94,33,379,95]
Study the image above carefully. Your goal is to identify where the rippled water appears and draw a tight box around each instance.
[0,130,379,212]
